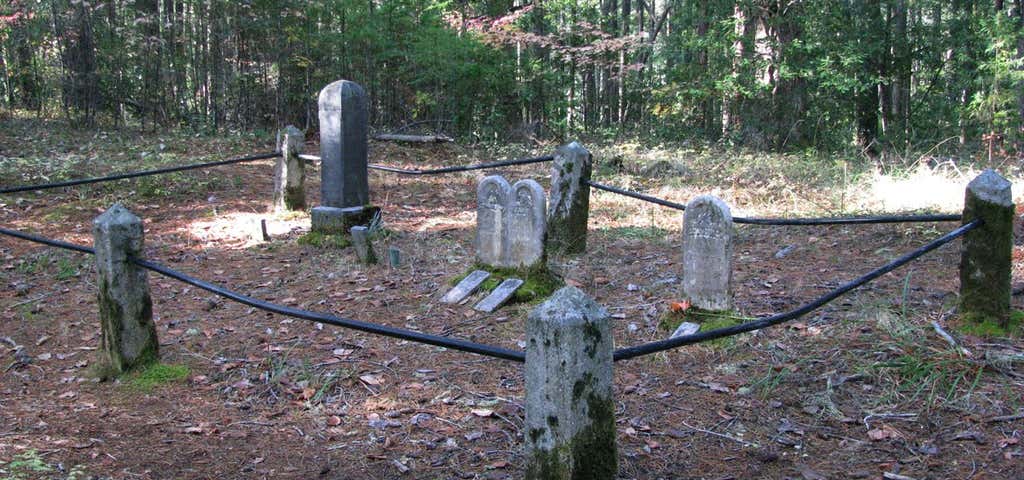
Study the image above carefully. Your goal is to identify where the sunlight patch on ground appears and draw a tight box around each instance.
[853,165,1024,213]
[186,211,308,249]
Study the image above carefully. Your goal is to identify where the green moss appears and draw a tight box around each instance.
[526,392,617,480]
[956,310,1023,338]
[298,231,351,249]
[659,308,751,347]
[451,262,562,304]
[125,363,190,392]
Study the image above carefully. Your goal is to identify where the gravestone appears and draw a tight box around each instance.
[313,80,370,234]
[350,226,377,265]
[681,195,733,311]
[525,286,616,479]
[475,175,548,269]
[474,278,525,313]
[507,179,547,268]
[441,270,491,304]
[476,176,512,266]
[93,204,158,378]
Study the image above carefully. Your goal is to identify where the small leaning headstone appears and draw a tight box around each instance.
[387,247,401,268]
[93,204,159,378]
[474,278,524,313]
[525,286,616,479]
[441,270,491,304]
[681,195,733,311]
[350,226,377,265]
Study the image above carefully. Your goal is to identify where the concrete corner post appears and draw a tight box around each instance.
[547,142,592,255]
[312,79,372,234]
[959,169,1014,326]
[526,287,616,480]
[93,204,158,377]
[274,125,306,212]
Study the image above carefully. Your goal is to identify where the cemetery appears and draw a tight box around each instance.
[1,81,1023,479]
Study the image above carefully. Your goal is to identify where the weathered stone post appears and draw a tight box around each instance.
[526,287,616,480]
[312,80,373,233]
[93,204,158,378]
[547,142,592,255]
[681,195,733,311]
[273,125,306,211]
[959,169,1014,328]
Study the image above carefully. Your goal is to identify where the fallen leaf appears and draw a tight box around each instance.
[669,300,691,313]
[360,374,384,386]
[327,415,342,426]
[471,409,493,417]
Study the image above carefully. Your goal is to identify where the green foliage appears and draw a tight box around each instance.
[658,308,751,348]
[957,310,1024,338]
[125,363,190,392]
[0,450,85,480]
[297,232,352,249]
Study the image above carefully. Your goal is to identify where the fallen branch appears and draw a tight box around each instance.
[373,133,454,143]
[986,412,1024,423]
[931,321,972,357]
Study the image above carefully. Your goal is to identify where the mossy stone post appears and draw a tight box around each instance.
[526,286,616,480]
[959,169,1014,327]
[547,142,592,255]
[312,80,371,234]
[93,204,158,378]
[273,125,306,211]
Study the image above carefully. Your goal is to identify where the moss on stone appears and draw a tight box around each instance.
[451,263,562,304]
[297,231,351,249]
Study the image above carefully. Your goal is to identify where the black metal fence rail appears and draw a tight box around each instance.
[612,220,980,361]
[0,227,526,363]
[586,180,962,225]
[367,155,555,175]
[0,152,283,195]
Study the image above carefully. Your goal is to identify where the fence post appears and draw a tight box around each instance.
[92,204,158,378]
[312,79,372,234]
[547,142,592,256]
[959,169,1014,328]
[526,286,616,480]
[273,125,306,212]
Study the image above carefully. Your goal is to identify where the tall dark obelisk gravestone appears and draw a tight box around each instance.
[311,80,377,234]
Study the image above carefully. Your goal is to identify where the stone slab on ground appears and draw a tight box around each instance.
[441,270,491,304]
[670,322,700,339]
[473,278,524,312]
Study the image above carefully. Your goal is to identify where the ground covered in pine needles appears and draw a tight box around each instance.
[1,118,1023,479]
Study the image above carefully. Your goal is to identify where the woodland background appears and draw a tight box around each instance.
[1,0,1022,157]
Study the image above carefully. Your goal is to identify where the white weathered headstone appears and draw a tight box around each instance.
[547,142,592,255]
[525,286,616,479]
[507,179,547,268]
[681,195,733,311]
[476,176,511,267]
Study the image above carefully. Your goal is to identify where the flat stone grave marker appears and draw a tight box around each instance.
[440,270,491,304]
[474,278,524,313]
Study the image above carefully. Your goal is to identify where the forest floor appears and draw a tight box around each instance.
[1,117,1023,479]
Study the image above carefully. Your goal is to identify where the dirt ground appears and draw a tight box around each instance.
[1,121,1023,479]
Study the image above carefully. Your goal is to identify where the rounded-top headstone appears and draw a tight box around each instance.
[476,175,512,267]
[681,195,734,311]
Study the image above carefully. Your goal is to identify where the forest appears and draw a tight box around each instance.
[1,0,1022,157]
